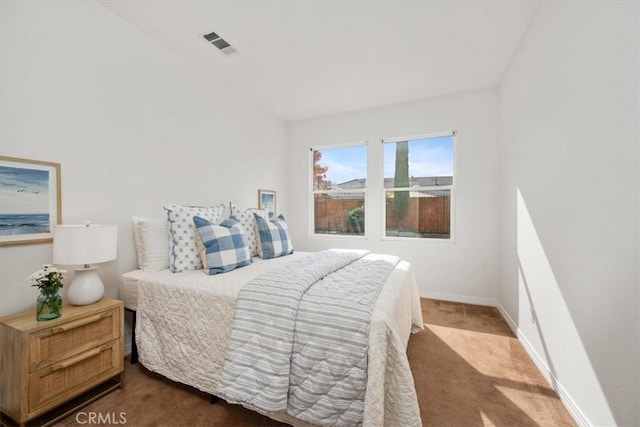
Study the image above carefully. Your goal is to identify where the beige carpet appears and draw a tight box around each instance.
[52,298,576,426]
[410,299,576,426]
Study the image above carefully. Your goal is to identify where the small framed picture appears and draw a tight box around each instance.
[0,156,62,246]
[258,189,276,219]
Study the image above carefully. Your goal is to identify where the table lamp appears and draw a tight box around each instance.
[53,223,118,305]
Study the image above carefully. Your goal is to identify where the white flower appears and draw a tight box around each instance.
[28,270,45,281]
[28,265,67,291]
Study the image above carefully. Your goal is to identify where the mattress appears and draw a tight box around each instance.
[121,251,424,426]
[120,252,311,311]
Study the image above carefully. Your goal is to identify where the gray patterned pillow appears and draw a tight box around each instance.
[230,204,268,257]
[164,203,227,272]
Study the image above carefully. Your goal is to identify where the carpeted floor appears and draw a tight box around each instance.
[410,299,576,427]
[53,298,576,426]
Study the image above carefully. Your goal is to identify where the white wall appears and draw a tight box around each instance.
[4,1,637,425]
[287,90,499,303]
[498,1,639,426]
[0,1,287,316]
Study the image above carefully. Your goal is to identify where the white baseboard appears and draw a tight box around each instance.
[495,303,590,427]
[496,303,518,335]
[421,291,497,307]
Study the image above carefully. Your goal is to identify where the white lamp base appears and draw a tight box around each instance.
[67,267,104,306]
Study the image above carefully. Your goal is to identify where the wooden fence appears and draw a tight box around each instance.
[314,198,362,234]
[314,196,450,236]
[385,197,450,236]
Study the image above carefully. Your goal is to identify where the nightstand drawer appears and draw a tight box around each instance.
[28,339,122,416]
[29,307,120,371]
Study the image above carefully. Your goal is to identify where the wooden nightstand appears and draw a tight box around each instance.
[0,297,124,427]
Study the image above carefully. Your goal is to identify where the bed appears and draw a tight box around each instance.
[122,207,424,426]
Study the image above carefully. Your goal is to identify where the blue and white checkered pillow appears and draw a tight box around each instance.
[253,213,294,259]
[193,216,252,275]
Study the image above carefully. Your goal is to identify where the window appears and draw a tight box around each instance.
[383,133,454,239]
[311,144,367,236]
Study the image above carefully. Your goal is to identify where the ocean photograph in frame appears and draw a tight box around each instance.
[0,156,61,246]
[258,189,276,219]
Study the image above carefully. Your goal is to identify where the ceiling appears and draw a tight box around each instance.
[97,0,540,121]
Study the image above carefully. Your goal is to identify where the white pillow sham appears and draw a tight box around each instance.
[229,204,269,257]
[132,216,170,272]
[164,203,227,272]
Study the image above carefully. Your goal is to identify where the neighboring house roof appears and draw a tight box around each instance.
[332,176,452,190]
[316,176,452,199]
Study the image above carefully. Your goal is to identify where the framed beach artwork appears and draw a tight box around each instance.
[0,156,61,246]
[258,189,276,218]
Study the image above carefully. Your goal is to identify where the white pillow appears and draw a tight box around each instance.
[132,217,144,268]
[230,204,269,257]
[164,203,227,272]
[132,217,170,271]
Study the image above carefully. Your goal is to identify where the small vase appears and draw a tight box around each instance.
[36,289,62,321]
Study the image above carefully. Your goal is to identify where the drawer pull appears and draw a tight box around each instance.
[51,347,102,371]
[51,313,106,334]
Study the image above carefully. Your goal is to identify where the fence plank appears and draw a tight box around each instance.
[315,196,450,236]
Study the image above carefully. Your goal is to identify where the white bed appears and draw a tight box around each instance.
[121,251,424,426]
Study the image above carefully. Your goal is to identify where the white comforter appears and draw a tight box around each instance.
[129,251,424,427]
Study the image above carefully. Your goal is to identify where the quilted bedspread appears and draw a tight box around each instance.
[134,250,423,427]
[217,250,397,426]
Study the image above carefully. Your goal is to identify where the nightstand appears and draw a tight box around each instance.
[0,297,124,427]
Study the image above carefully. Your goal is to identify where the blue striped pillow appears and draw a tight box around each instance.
[193,216,252,275]
[253,213,294,259]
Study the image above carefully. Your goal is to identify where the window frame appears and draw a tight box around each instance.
[309,141,369,239]
[381,131,456,243]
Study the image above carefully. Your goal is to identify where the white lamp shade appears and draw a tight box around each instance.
[53,224,118,266]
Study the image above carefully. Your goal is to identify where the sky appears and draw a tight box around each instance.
[314,135,454,185]
[0,166,50,214]
[316,145,367,185]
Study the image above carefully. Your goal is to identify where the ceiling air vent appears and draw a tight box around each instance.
[203,31,237,55]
